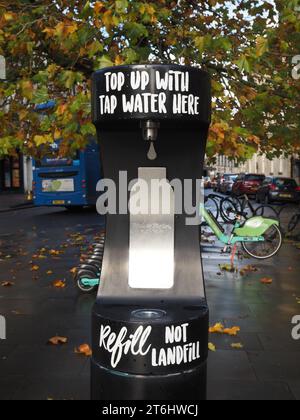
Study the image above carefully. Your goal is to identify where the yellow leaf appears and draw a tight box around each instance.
[46,271,53,275]
[115,55,124,66]
[208,342,216,352]
[3,13,15,22]
[54,21,78,38]
[30,265,40,271]
[231,343,244,349]
[52,280,66,289]
[102,10,114,31]
[33,134,53,147]
[209,323,224,334]
[20,80,33,100]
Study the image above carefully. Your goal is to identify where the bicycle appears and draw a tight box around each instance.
[288,211,300,233]
[221,194,279,223]
[200,202,282,259]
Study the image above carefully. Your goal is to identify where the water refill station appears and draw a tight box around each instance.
[91,64,211,400]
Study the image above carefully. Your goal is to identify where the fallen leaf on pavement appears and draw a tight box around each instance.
[240,265,258,276]
[46,271,53,275]
[261,277,273,285]
[75,344,92,357]
[231,343,244,349]
[208,343,216,352]
[52,280,66,289]
[1,281,14,287]
[48,336,68,345]
[223,326,241,336]
[70,267,77,275]
[219,264,236,273]
[209,323,224,334]
[30,265,40,271]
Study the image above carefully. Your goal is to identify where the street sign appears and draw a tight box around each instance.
[0,55,6,80]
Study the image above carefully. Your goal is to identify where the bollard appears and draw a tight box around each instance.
[91,64,211,400]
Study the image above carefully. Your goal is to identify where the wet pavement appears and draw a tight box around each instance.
[0,205,300,400]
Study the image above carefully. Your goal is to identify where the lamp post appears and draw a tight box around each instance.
[91,64,211,400]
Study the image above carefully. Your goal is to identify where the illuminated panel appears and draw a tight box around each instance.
[129,168,175,289]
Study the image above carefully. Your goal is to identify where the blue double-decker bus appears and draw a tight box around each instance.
[32,140,101,209]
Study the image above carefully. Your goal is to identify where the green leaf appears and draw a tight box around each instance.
[32,86,49,104]
[123,48,139,64]
[80,123,96,136]
[125,22,148,42]
[256,36,269,57]
[236,55,251,73]
[194,36,205,54]
[97,55,114,69]
[115,0,128,13]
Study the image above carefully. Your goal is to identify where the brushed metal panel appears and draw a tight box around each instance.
[129,167,175,289]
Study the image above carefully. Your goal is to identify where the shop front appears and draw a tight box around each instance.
[0,154,24,193]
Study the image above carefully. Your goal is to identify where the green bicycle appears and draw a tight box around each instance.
[200,203,282,259]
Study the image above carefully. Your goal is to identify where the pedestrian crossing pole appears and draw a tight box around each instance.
[0,55,6,80]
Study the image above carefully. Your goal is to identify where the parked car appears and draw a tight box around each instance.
[203,176,212,189]
[256,177,300,204]
[219,174,238,194]
[232,174,265,197]
[214,173,236,193]
[211,177,218,191]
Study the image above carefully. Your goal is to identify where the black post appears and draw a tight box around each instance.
[91,65,211,400]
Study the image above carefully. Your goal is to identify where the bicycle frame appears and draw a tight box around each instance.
[200,203,265,245]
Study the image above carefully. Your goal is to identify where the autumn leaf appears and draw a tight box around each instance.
[240,265,259,276]
[231,343,244,349]
[75,344,92,357]
[52,280,66,289]
[48,336,68,345]
[256,36,269,57]
[261,277,273,285]
[94,1,105,15]
[209,323,224,334]
[223,327,241,336]
[70,267,77,275]
[33,134,54,147]
[20,80,33,100]
[208,343,216,352]
[46,271,53,275]
[1,281,14,287]
[30,265,40,271]
[219,264,236,273]
[49,250,61,256]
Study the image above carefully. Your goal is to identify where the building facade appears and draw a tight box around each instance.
[208,154,299,183]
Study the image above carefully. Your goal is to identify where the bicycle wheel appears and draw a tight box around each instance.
[242,225,282,259]
[204,196,219,220]
[288,214,300,233]
[220,197,239,223]
[279,205,296,234]
[255,205,279,219]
